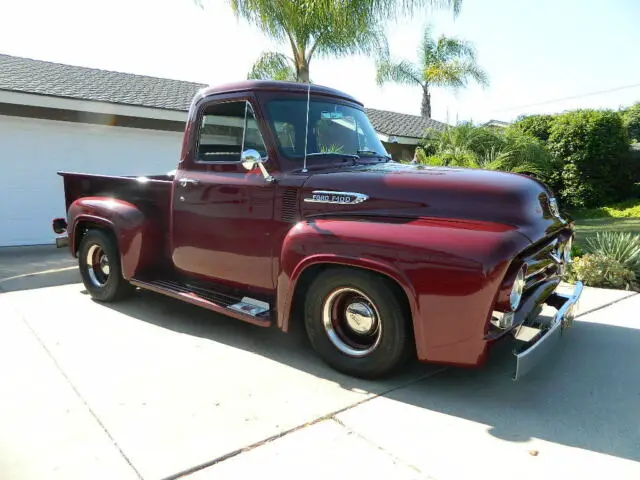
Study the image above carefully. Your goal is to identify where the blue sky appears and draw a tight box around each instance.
[1,0,638,124]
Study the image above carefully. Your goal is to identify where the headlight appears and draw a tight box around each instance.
[510,267,526,310]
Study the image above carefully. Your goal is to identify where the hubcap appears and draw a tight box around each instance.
[86,244,110,288]
[322,287,382,357]
[345,302,376,334]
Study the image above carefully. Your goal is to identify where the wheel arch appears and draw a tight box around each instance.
[278,256,417,337]
[68,197,159,279]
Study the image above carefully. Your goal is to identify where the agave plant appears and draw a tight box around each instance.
[585,232,640,274]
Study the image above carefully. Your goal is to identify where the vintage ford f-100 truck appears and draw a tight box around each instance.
[52,80,582,380]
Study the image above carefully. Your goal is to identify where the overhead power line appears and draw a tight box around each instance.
[493,82,640,113]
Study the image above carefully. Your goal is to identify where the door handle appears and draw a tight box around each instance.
[179,178,200,188]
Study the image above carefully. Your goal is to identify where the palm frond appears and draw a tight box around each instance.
[426,59,489,89]
[435,36,476,62]
[247,51,296,81]
[376,59,423,87]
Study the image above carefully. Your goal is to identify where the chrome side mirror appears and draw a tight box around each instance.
[241,149,264,170]
[241,149,274,183]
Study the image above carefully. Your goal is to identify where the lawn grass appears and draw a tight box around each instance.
[573,217,640,247]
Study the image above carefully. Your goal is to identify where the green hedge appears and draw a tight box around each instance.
[546,110,634,208]
[622,103,640,143]
[512,114,555,142]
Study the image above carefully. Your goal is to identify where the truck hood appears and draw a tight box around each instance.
[300,162,568,242]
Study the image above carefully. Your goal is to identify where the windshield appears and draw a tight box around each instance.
[265,99,389,160]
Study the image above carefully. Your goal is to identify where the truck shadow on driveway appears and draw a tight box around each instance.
[101,288,640,464]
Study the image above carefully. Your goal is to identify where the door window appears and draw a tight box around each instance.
[197,101,266,162]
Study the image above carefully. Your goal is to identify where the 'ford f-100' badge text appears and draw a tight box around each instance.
[304,191,369,205]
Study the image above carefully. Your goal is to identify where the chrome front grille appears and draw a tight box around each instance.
[523,234,571,290]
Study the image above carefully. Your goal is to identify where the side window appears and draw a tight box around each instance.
[197,101,266,162]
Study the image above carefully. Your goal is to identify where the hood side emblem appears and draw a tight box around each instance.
[304,190,369,205]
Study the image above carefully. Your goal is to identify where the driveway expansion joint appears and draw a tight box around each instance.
[161,366,447,480]
[330,416,425,475]
[575,291,639,319]
[13,304,145,480]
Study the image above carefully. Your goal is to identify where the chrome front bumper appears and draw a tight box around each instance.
[512,281,583,380]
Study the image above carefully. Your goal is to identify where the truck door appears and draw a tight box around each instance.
[171,97,276,294]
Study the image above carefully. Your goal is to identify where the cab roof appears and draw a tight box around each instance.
[197,80,362,106]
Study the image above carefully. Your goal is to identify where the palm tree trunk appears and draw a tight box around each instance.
[421,86,431,118]
[297,58,310,83]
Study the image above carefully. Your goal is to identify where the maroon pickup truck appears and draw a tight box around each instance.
[52,80,582,380]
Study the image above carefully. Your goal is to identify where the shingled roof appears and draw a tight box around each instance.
[0,54,206,111]
[365,108,447,137]
[0,53,448,138]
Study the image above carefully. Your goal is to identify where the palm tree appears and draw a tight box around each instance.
[376,25,488,118]
[225,0,462,83]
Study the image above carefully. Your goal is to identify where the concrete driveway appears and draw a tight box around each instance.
[1,246,639,479]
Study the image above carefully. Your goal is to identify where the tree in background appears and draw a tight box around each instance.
[225,0,462,83]
[375,25,488,118]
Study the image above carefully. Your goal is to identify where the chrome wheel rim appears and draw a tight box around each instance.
[322,287,382,357]
[86,244,110,288]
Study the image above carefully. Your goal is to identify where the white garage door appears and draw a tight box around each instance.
[0,115,183,246]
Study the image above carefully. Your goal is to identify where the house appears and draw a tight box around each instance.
[0,54,447,246]
[482,119,511,129]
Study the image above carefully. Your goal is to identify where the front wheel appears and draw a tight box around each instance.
[304,268,412,379]
[78,229,134,302]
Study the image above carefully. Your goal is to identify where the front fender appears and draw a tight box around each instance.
[277,217,531,365]
[68,197,161,279]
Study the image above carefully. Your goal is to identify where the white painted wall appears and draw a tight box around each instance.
[0,115,183,246]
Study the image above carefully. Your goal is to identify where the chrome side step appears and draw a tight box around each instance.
[129,277,272,327]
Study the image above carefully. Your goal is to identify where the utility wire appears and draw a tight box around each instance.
[492,82,640,113]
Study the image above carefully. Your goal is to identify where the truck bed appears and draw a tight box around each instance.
[58,171,173,237]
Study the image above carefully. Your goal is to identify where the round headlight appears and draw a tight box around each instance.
[510,268,526,311]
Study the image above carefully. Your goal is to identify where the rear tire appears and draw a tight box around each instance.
[304,268,412,379]
[78,229,134,302]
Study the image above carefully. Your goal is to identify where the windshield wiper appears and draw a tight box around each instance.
[305,152,360,160]
[357,150,392,160]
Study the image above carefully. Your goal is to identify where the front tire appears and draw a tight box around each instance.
[304,268,412,379]
[78,229,134,302]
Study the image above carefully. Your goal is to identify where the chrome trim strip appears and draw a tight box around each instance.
[513,281,583,380]
[303,190,369,205]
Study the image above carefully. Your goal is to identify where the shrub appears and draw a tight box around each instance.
[568,254,636,290]
[419,124,554,178]
[512,114,555,142]
[622,103,640,143]
[585,231,640,273]
[547,109,633,208]
[571,243,585,258]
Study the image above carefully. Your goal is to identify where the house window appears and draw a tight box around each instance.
[197,101,266,162]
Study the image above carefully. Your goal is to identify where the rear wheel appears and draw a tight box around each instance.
[304,268,412,379]
[78,229,134,302]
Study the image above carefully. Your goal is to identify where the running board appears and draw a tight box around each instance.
[129,277,272,327]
